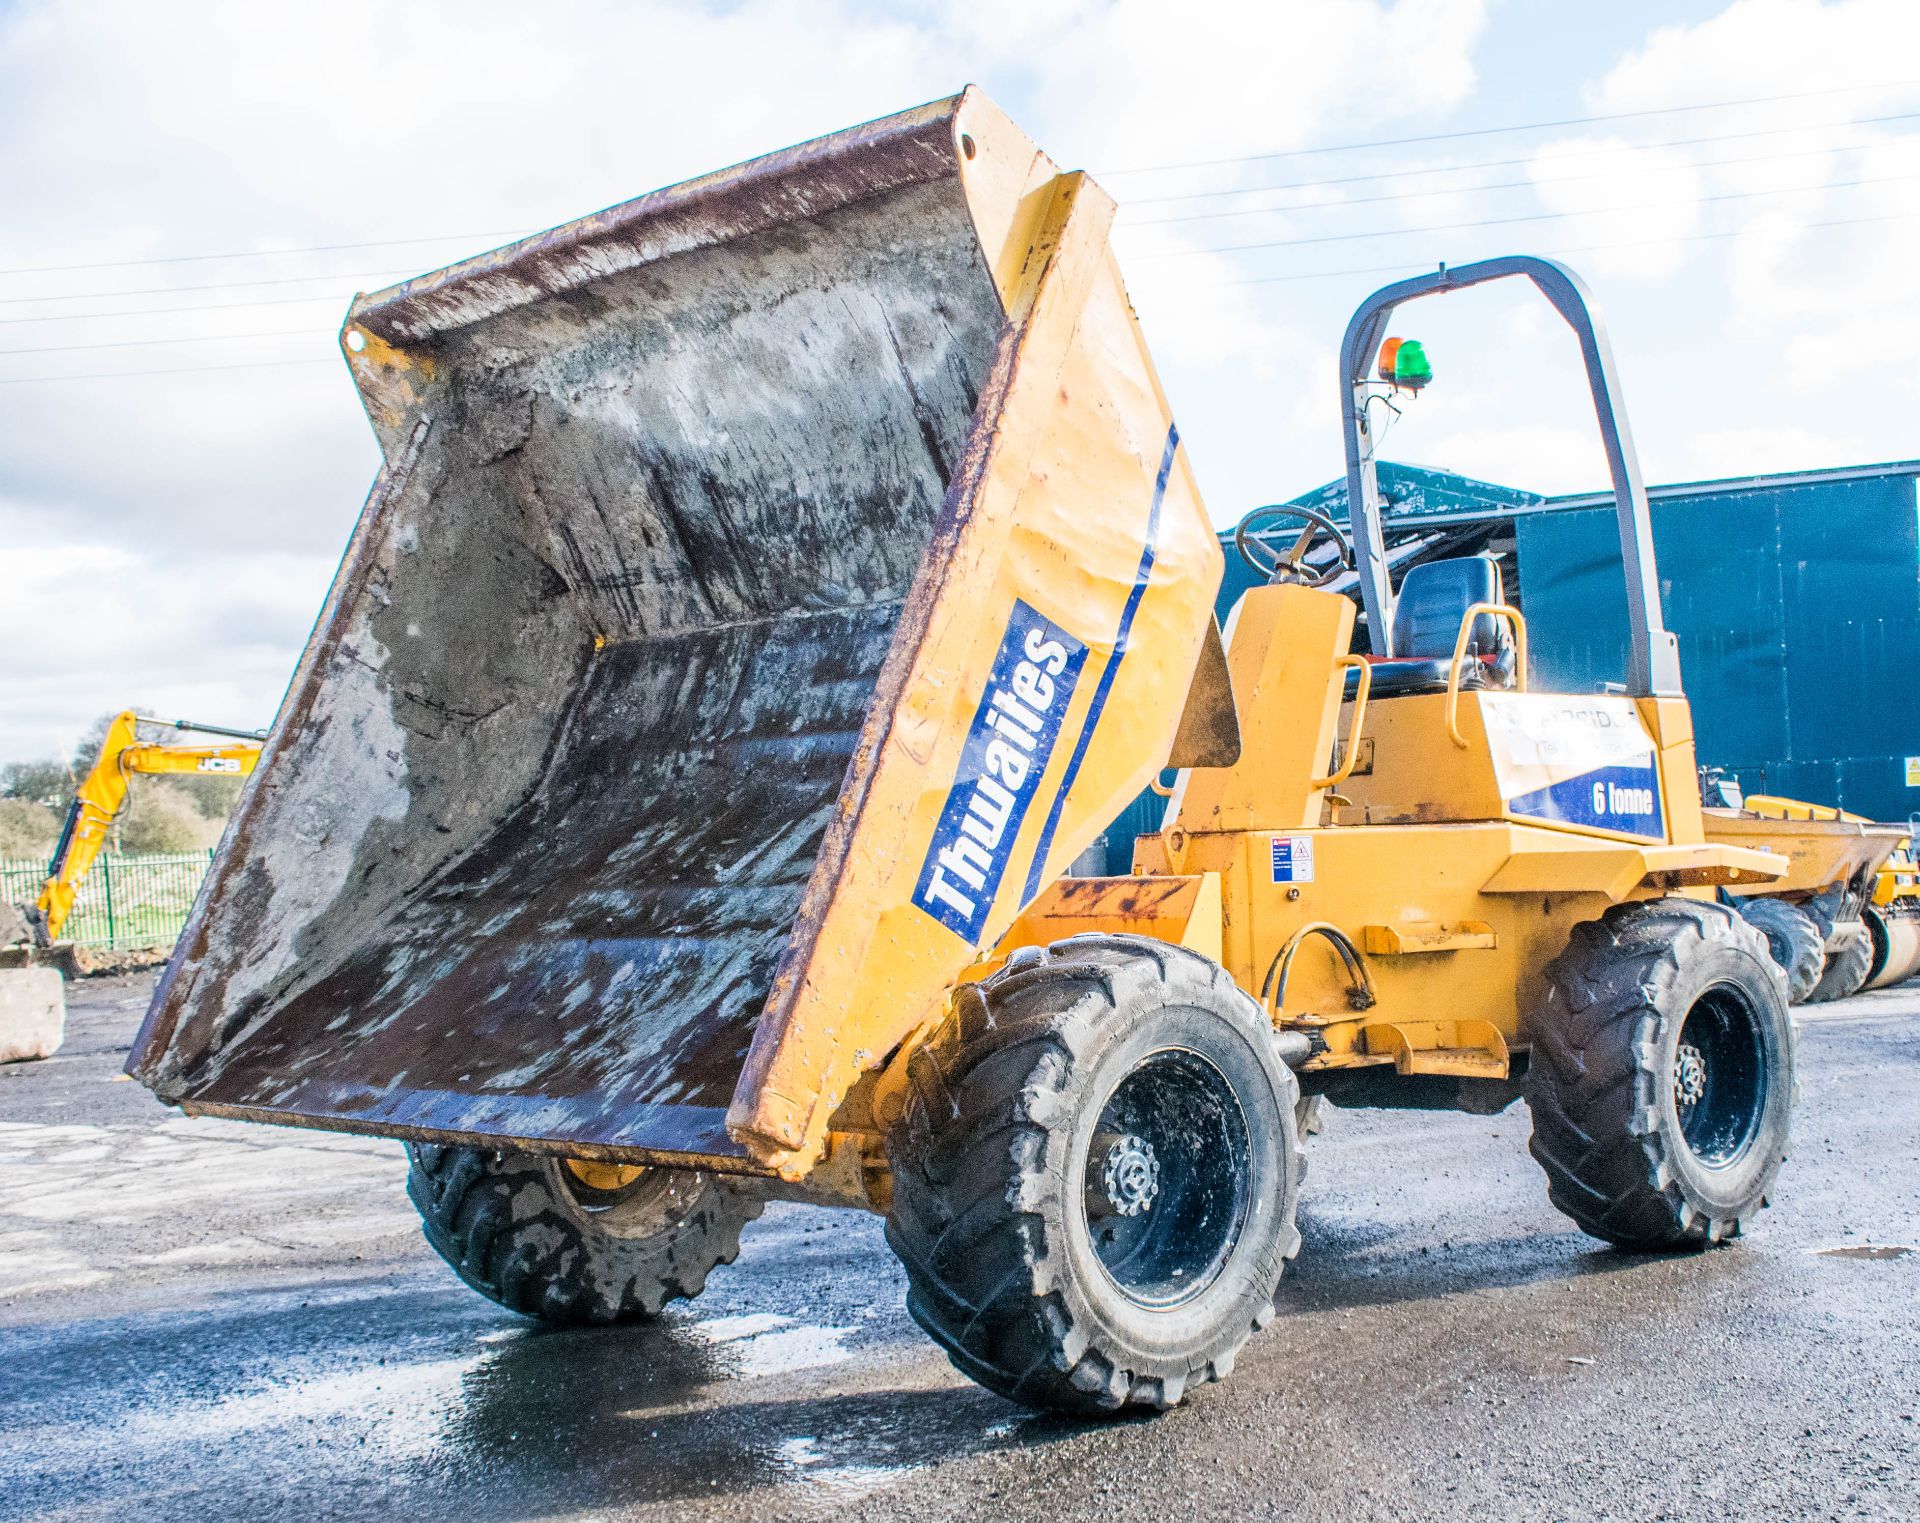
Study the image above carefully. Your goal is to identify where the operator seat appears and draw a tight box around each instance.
[1344,555,1516,699]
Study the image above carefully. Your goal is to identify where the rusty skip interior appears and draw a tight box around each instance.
[132,107,1014,1164]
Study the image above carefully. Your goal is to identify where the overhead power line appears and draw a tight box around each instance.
[1119,108,1920,212]
[6,207,1910,384]
[1132,207,1920,294]
[6,173,1908,357]
[0,267,415,308]
[0,293,345,328]
[1126,135,1919,232]
[1132,168,1920,261]
[1098,78,1920,176]
[0,327,320,358]
[15,131,1905,324]
[0,230,533,280]
[6,91,1915,361]
[11,136,1899,318]
[0,357,334,386]
[3,83,1912,296]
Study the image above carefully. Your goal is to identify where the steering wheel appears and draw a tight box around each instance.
[1233,503,1355,587]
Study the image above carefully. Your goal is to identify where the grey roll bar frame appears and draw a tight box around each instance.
[1338,254,1683,696]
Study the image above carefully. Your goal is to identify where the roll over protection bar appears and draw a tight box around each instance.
[1338,255,1683,697]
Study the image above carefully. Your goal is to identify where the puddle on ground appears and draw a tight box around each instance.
[687,1313,860,1377]
[1812,1245,1916,1261]
[773,1435,909,1498]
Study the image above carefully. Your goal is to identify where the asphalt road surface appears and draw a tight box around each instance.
[2,972,1916,1523]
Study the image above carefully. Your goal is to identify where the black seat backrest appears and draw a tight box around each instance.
[1391,555,1504,659]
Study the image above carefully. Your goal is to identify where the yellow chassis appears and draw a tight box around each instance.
[801,582,1785,1212]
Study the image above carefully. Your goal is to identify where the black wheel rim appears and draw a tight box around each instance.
[1080,1047,1252,1308]
[1672,984,1768,1167]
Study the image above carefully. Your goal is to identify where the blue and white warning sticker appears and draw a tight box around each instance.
[910,599,1089,944]
[1270,835,1315,883]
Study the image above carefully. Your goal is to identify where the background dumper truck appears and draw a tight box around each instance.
[130,89,1798,1415]
[1700,792,1906,1003]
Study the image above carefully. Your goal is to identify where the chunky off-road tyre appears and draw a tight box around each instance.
[406,1145,761,1324]
[1736,896,1824,1004]
[886,935,1303,1415]
[1805,922,1873,1004]
[1526,898,1793,1250]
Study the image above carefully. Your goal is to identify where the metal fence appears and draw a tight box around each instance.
[1,849,214,950]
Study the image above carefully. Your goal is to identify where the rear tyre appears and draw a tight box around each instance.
[885,935,1302,1414]
[1735,896,1823,1004]
[405,1145,761,1324]
[1526,898,1793,1250]
[1805,923,1872,1004]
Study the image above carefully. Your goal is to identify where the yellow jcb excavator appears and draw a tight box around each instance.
[29,711,264,944]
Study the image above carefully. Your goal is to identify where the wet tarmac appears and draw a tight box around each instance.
[2,972,1917,1522]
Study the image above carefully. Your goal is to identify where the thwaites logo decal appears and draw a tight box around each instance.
[1480,693,1665,838]
[912,600,1089,943]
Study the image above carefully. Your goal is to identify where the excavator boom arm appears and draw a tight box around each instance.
[35,712,261,942]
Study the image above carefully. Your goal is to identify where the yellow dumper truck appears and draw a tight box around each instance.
[130,90,1796,1414]
[1700,794,1905,1003]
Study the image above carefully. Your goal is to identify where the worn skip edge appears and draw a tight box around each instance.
[348,91,973,344]
[172,1098,773,1177]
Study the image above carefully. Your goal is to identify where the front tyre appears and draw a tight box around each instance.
[885,935,1303,1415]
[406,1146,761,1324]
[1526,898,1792,1250]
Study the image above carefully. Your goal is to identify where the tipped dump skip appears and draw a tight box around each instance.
[131,90,1225,1173]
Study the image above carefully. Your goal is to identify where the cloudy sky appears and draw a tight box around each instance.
[4,0,1918,761]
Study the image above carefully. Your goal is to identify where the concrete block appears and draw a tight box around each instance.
[0,967,65,1063]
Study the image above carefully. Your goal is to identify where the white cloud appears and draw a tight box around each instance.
[1592,0,1920,109]
[11,0,1917,777]
[1678,422,1873,480]
[1409,423,1609,497]
[1508,1,1920,488]
[1525,136,1703,278]
[0,0,1491,759]
[0,525,333,759]
[989,0,1486,170]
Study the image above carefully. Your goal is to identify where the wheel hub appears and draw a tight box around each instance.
[1673,1042,1708,1111]
[561,1157,650,1194]
[1091,1132,1160,1218]
[1080,1048,1254,1309]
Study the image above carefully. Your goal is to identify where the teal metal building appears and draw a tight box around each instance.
[1098,458,1920,872]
